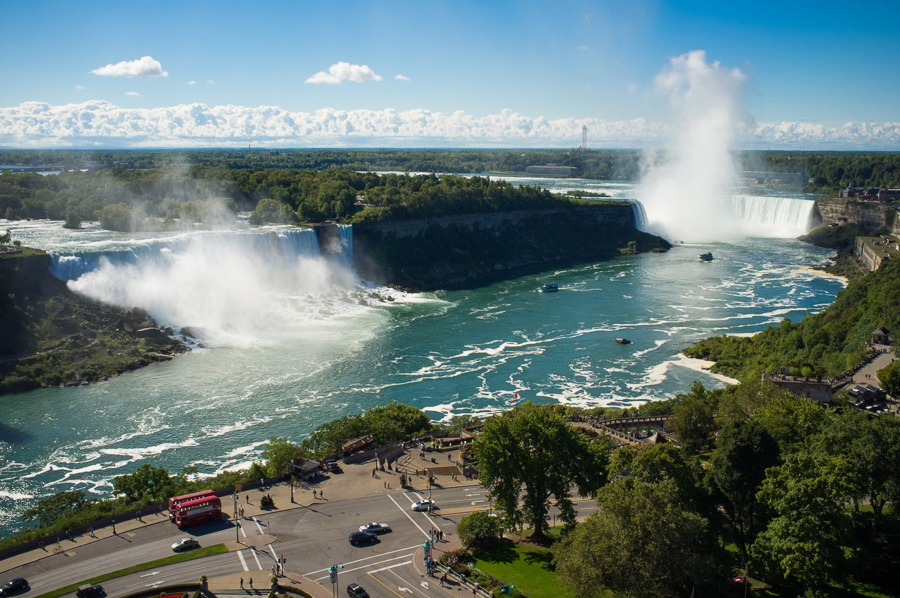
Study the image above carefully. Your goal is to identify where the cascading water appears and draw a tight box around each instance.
[51,226,369,347]
[630,200,649,231]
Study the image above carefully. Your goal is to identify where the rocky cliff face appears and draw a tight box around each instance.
[811,199,900,235]
[318,204,670,291]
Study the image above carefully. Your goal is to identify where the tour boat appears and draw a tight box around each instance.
[539,283,559,293]
[615,338,632,344]
[699,252,713,261]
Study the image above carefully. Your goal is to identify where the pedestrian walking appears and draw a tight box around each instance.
[321,490,324,499]
[249,578,253,588]
[312,489,317,499]
[372,468,376,477]
[240,578,243,588]
[39,540,44,550]
[246,494,250,503]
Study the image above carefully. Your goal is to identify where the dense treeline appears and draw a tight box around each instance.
[0,157,633,233]
[4,149,899,194]
[0,148,643,180]
[684,256,900,380]
[0,166,586,231]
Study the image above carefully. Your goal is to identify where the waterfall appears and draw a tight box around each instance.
[730,194,816,238]
[337,224,353,260]
[50,228,322,282]
[630,200,649,232]
[50,227,361,346]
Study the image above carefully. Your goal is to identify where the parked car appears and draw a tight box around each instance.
[171,538,200,552]
[347,583,370,598]
[76,584,104,598]
[411,499,435,512]
[358,522,391,534]
[0,579,28,596]
[348,531,378,546]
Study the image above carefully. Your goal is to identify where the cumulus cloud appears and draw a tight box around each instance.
[124,91,140,96]
[187,80,196,85]
[395,74,410,81]
[75,84,86,90]
[91,56,168,78]
[305,62,382,84]
[0,100,897,149]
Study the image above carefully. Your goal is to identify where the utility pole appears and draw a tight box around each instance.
[329,563,343,598]
[235,483,242,543]
[290,475,294,503]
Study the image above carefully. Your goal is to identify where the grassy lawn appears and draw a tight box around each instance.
[33,543,228,598]
[474,532,574,598]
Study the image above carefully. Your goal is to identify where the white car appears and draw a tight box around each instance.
[359,522,391,534]
[411,499,435,512]
[171,538,200,552]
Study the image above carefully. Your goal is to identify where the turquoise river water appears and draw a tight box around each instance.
[0,178,845,537]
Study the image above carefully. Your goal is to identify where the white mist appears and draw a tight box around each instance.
[638,50,756,242]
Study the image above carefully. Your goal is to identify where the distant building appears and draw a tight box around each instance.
[840,187,900,201]
[872,327,890,345]
[525,165,578,178]
[855,235,900,272]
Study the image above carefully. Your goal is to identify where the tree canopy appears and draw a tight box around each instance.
[475,403,609,541]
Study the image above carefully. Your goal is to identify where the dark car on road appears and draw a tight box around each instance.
[347,583,370,598]
[0,579,28,596]
[348,531,378,546]
[76,584,104,598]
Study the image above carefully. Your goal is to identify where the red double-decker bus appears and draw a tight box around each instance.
[168,490,217,522]
[172,495,222,528]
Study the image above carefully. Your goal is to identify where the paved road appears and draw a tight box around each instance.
[3,482,598,598]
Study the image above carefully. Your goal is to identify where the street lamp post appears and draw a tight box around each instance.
[234,483,242,543]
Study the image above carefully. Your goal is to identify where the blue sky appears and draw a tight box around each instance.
[1,0,898,149]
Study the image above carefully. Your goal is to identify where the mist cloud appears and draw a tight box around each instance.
[0,99,898,149]
[91,56,169,78]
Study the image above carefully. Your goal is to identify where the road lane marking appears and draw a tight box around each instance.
[312,552,416,581]
[387,568,431,597]
[388,494,437,538]
[139,572,159,577]
[237,549,250,571]
[368,560,412,573]
[305,544,423,575]
[250,545,263,570]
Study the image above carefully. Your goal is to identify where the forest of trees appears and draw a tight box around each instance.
[0,166,589,232]
[3,149,898,196]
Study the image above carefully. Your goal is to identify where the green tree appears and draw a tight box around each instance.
[877,359,900,395]
[98,203,133,232]
[361,402,432,445]
[21,490,91,528]
[262,436,302,477]
[112,463,176,503]
[707,418,780,561]
[553,478,728,598]
[752,451,858,591]
[670,395,715,453]
[63,208,82,229]
[475,403,609,541]
[813,410,900,558]
[456,511,502,552]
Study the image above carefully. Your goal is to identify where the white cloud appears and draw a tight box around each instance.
[305,62,382,84]
[187,80,196,85]
[576,45,588,51]
[75,84,86,90]
[395,74,410,81]
[91,56,168,78]
[124,91,140,96]
[0,100,897,149]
